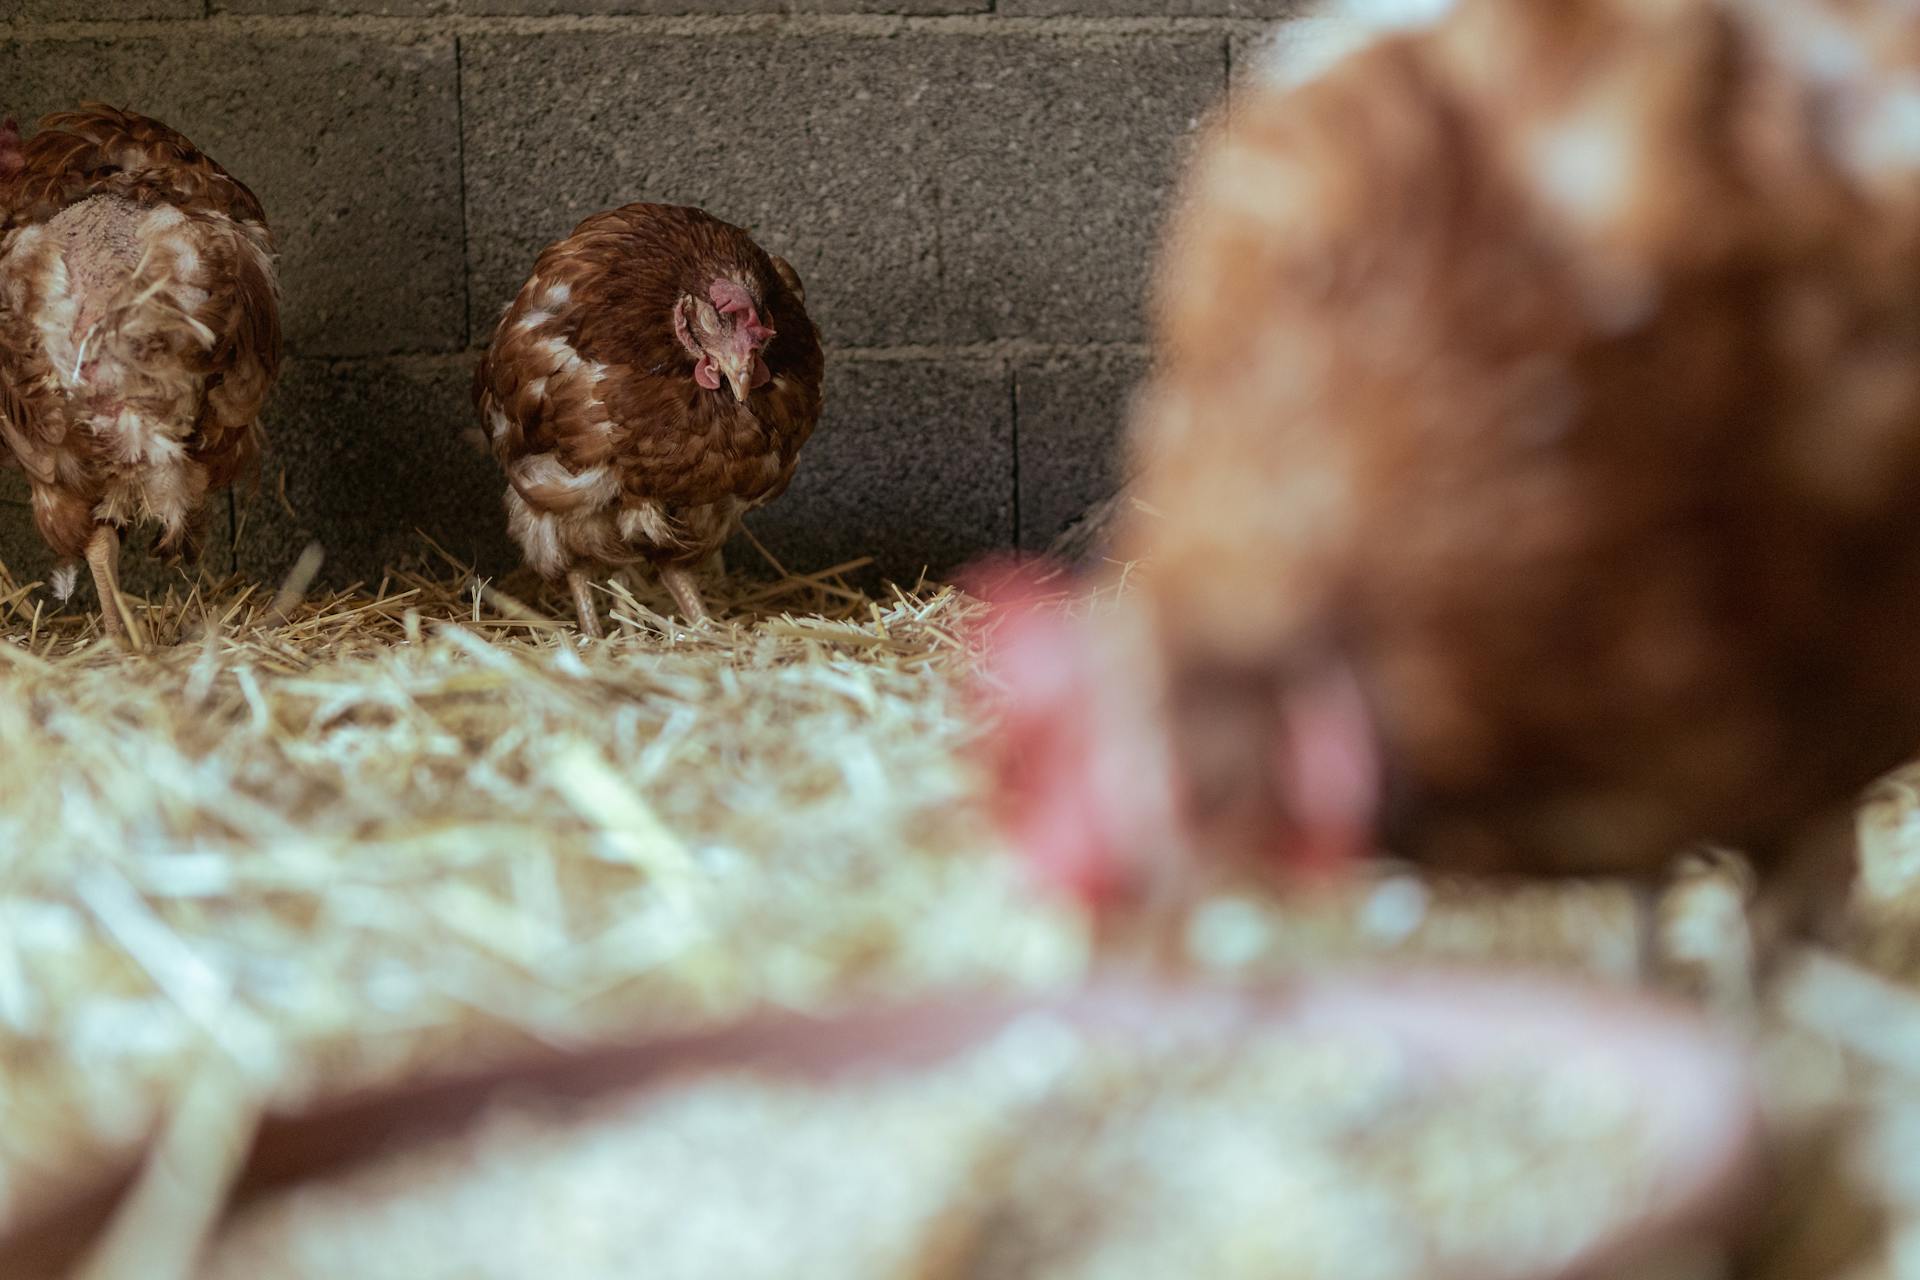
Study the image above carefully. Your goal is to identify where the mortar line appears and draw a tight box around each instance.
[928,170,946,352]
[453,32,473,350]
[10,13,1275,40]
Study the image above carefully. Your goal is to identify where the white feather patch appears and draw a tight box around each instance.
[508,455,621,508]
[1848,78,1920,175]
[617,502,682,547]
[504,488,568,579]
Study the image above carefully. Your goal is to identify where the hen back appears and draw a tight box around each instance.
[1123,0,1920,881]
[474,203,824,584]
[0,104,280,570]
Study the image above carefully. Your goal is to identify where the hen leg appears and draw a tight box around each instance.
[659,566,710,625]
[566,569,603,640]
[85,525,136,647]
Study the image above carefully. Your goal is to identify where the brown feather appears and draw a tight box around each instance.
[475,202,825,584]
[1,103,269,234]
[0,104,280,575]
[1124,0,1920,885]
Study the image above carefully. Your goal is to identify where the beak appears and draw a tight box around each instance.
[714,353,752,402]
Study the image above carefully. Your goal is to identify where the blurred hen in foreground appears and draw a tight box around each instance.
[977,0,1920,947]
[475,204,824,634]
[0,105,281,642]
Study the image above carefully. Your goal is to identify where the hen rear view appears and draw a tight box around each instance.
[0,104,281,643]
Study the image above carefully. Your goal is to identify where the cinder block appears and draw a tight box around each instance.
[1230,21,1320,99]
[461,33,946,351]
[0,36,465,358]
[215,0,801,8]
[1014,349,1143,550]
[214,0,452,14]
[10,0,203,17]
[457,0,773,13]
[742,356,1013,582]
[464,32,1220,350]
[798,0,987,12]
[1001,0,1293,12]
[934,35,1222,343]
[0,473,63,598]
[231,357,518,588]
[0,478,37,587]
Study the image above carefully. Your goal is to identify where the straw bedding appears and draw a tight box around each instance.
[0,545,1080,1204]
[1,542,1919,1276]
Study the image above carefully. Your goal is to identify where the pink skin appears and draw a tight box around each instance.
[964,555,1381,912]
[674,278,776,402]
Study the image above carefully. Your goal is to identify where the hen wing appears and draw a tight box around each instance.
[0,337,54,485]
[3,104,268,233]
[475,255,625,515]
[769,254,805,306]
[178,214,280,488]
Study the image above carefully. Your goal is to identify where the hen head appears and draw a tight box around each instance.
[674,277,776,401]
[965,556,1381,917]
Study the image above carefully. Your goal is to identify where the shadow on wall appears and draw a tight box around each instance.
[0,356,1020,597]
[240,357,1019,592]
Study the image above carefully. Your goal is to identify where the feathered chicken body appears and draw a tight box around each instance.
[474,203,824,633]
[0,105,281,640]
[981,0,1920,941]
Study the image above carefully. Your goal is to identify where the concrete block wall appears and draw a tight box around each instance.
[0,2,1287,590]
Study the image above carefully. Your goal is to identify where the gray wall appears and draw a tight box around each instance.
[0,2,1288,589]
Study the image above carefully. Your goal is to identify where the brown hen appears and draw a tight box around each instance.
[985,0,1920,953]
[474,203,824,634]
[0,104,281,642]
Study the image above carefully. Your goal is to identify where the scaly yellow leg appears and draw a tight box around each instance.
[86,525,141,649]
[659,565,710,624]
[566,568,603,640]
